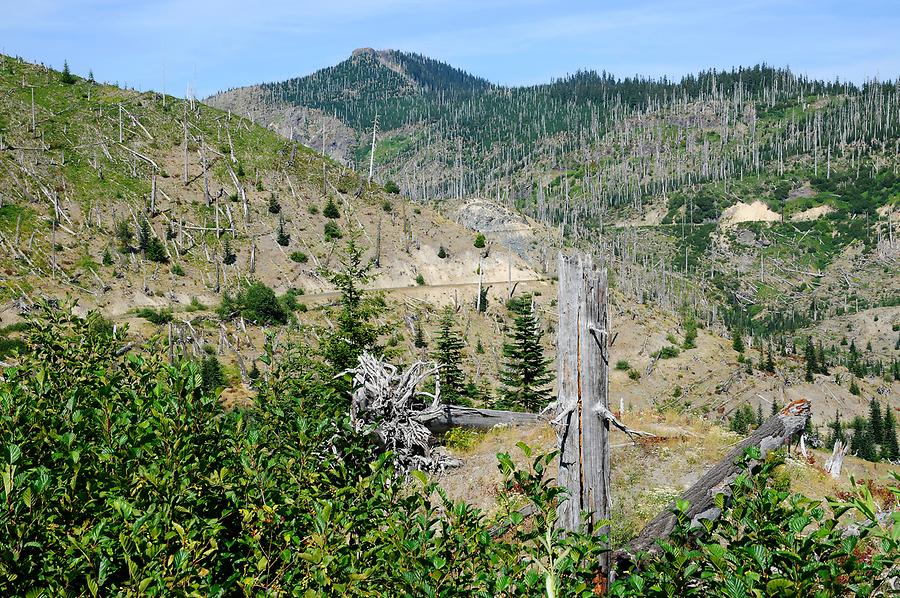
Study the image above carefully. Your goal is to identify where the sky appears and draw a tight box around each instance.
[2,0,899,98]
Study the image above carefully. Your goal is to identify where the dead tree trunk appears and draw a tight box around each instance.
[555,253,611,575]
[617,399,811,565]
[423,405,545,434]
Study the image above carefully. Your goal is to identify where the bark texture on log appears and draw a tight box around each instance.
[618,399,811,564]
[423,406,545,433]
[555,253,610,574]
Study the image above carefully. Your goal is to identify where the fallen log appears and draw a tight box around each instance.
[616,399,811,566]
[424,405,546,434]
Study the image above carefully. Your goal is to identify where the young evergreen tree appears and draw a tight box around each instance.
[414,317,426,349]
[268,194,281,214]
[816,340,828,374]
[868,398,883,442]
[222,238,236,265]
[433,306,466,403]
[276,217,290,246]
[319,236,384,382]
[497,295,553,412]
[756,403,764,427]
[764,342,775,372]
[60,60,76,85]
[804,336,817,382]
[200,355,225,394]
[137,218,151,252]
[771,399,778,417]
[850,416,876,461]
[323,197,340,219]
[881,409,899,460]
[827,410,846,448]
[731,328,745,353]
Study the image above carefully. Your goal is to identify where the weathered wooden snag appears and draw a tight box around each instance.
[554,253,611,573]
[617,398,811,565]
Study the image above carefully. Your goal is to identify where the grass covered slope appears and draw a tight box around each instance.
[0,54,538,318]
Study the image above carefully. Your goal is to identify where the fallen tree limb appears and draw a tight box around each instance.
[616,399,811,566]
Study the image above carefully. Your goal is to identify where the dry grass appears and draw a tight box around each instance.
[435,409,900,549]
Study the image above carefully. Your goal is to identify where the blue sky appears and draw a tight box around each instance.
[2,0,899,98]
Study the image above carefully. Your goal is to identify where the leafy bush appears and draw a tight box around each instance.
[627,368,641,380]
[615,359,631,371]
[135,307,172,325]
[218,281,287,325]
[442,427,481,450]
[437,245,447,259]
[415,273,425,286]
[474,233,486,248]
[0,305,896,596]
[610,450,900,597]
[652,345,680,359]
[290,251,308,264]
[384,180,400,194]
[171,263,185,276]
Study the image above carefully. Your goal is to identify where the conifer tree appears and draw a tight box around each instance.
[850,416,876,461]
[319,236,385,385]
[323,197,340,219]
[827,410,846,448]
[60,60,76,85]
[276,217,290,246]
[731,328,745,353]
[756,403,764,426]
[804,336,817,382]
[817,340,828,374]
[498,295,553,412]
[868,398,883,442]
[881,409,899,460]
[771,400,778,417]
[414,317,426,349]
[222,238,236,265]
[268,194,281,214]
[433,306,466,403]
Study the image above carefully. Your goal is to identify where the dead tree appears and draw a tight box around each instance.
[553,253,611,575]
[617,398,811,566]
[346,352,461,474]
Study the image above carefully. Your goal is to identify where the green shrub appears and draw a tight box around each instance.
[442,428,480,451]
[474,233,486,248]
[384,180,400,194]
[0,304,895,596]
[437,245,447,259]
[135,307,173,325]
[172,263,185,276]
[290,251,309,264]
[186,296,205,312]
[615,359,631,371]
[415,273,425,286]
[382,199,393,213]
[627,368,641,380]
[218,281,288,325]
[652,345,680,359]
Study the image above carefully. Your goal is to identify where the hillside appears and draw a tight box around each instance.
[3,54,897,428]
[0,55,549,386]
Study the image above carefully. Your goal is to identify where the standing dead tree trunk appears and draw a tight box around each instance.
[617,398,811,566]
[554,253,611,576]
